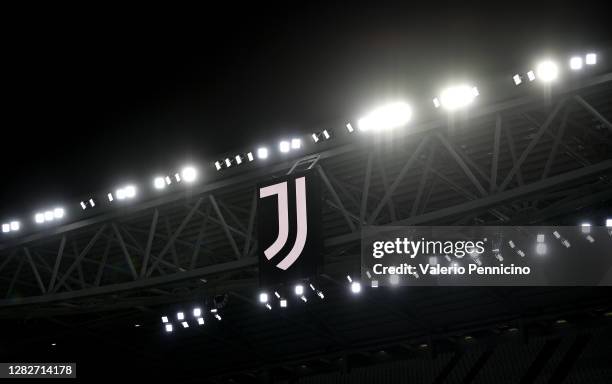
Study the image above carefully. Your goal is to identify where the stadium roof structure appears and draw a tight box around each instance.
[1,66,612,382]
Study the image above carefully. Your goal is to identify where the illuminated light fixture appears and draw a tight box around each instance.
[177,312,185,320]
[224,158,231,167]
[265,303,272,310]
[346,275,353,283]
[311,133,319,142]
[585,53,597,65]
[350,281,362,294]
[107,193,114,202]
[1,224,9,233]
[165,176,172,185]
[116,185,136,200]
[214,314,222,321]
[294,284,304,296]
[371,280,379,288]
[513,74,522,85]
[257,147,268,159]
[259,292,268,303]
[279,140,290,153]
[215,161,222,171]
[247,152,254,162]
[580,222,591,234]
[606,219,612,227]
[300,296,307,302]
[536,60,559,83]
[161,316,169,323]
[346,123,354,133]
[280,299,287,308]
[389,274,399,285]
[536,234,547,255]
[291,138,301,149]
[181,166,197,183]
[527,70,536,82]
[3,221,20,233]
[235,155,242,165]
[165,324,173,333]
[44,211,54,221]
[322,130,330,139]
[35,213,45,224]
[134,324,140,328]
[357,102,412,131]
[274,291,280,299]
[154,177,166,189]
[570,56,583,70]
[10,221,19,231]
[366,270,372,279]
[309,283,316,291]
[438,85,479,111]
[181,321,189,328]
[193,308,202,317]
[197,317,205,325]
[317,291,325,299]
[89,199,95,207]
[432,98,441,108]
[210,308,217,313]
[54,208,64,219]
[80,201,87,210]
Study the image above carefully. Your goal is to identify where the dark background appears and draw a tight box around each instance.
[2,2,611,218]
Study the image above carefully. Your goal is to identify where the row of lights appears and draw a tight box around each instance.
[258,282,325,310]
[161,306,223,333]
[513,53,597,85]
[0,51,602,237]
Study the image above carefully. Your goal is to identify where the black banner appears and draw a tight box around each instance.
[257,170,322,287]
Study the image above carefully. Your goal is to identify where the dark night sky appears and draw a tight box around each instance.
[1,3,611,219]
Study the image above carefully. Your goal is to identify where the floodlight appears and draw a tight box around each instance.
[265,303,272,310]
[44,211,54,221]
[35,213,45,223]
[214,314,222,321]
[536,60,559,83]
[527,70,536,81]
[581,223,591,234]
[280,299,287,308]
[177,312,185,320]
[350,281,362,294]
[346,123,354,133]
[291,138,301,149]
[553,231,561,239]
[181,321,189,328]
[80,201,87,209]
[161,316,169,323]
[89,199,95,207]
[537,234,545,243]
[107,193,114,202]
[279,140,290,153]
[371,280,379,288]
[259,292,268,303]
[116,188,126,200]
[585,53,597,65]
[317,291,325,299]
[193,308,202,317]
[300,296,307,302]
[274,291,280,299]
[165,176,171,185]
[257,147,268,159]
[54,208,64,219]
[215,161,222,171]
[126,186,136,198]
[309,283,316,291]
[438,85,479,111]
[10,221,19,231]
[432,97,441,108]
[513,74,522,85]
[235,155,242,164]
[606,219,612,227]
[154,177,166,189]
[174,173,181,182]
[357,102,412,131]
[197,317,205,325]
[1,224,8,233]
[312,133,319,142]
[181,166,197,182]
[570,57,583,70]
[322,130,330,139]
[247,152,254,162]
[294,284,304,296]
[224,158,231,167]
[389,274,399,285]
[165,324,173,332]
[536,243,547,255]
[346,275,353,283]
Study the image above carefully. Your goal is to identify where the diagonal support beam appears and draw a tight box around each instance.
[140,208,159,278]
[209,195,242,259]
[436,132,488,197]
[112,223,139,280]
[499,99,567,192]
[24,247,46,294]
[574,95,612,132]
[48,235,66,292]
[317,165,357,232]
[368,135,431,223]
[490,114,502,192]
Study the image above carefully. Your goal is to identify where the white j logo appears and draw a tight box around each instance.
[259,177,308,270]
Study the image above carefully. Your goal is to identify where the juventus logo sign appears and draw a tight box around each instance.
[257,171,322,287]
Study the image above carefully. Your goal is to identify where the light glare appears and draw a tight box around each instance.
[279,141,290,153]
[357,102,412,131]
[257,147,268,159]
[536,60,559,83]
[585,53,597,65]
[154,177,166,189]
[570,57,583,70]
[439,85,478,110]
[181,166,197,182]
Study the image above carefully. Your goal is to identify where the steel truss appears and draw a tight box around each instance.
[1,74,612,317]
